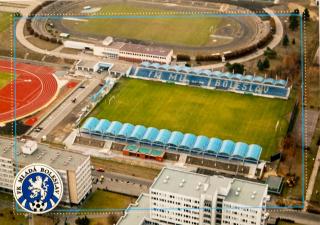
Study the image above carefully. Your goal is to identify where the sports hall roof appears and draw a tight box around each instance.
[81,118,263,162]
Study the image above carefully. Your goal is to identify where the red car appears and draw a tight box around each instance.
[96,168,105,172]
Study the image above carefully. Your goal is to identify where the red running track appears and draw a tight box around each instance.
[0,60,58,124]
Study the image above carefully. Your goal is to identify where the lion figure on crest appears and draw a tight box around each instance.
[28,176,49,200]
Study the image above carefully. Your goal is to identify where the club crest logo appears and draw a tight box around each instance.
[13,163,63,214]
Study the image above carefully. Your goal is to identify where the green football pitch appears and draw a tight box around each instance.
[89,78,295,160]
[0,71,12,89]
[0,12,11,33]
[62,3,228,47]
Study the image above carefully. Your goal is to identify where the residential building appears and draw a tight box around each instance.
[117,167,269,225]
[0,138,92,205]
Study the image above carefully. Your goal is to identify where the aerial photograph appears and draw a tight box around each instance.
[0,0,319,225]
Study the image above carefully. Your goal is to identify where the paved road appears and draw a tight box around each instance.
[92,170,153,186]
[269,210,320,225]
[29,78,100,140]
[305,146,320,210]
[92,170,150,197]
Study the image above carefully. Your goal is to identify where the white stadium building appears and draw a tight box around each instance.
[63,36,173,64]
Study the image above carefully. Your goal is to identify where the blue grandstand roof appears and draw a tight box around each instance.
[149,63,160,69]
[118,123,135,138]
[200,70,211,76]
[81,117,99,131]
[219,140,235,156]
[206,138,222,153]
[232,73,243,80]
[242,75,253,82]
[142,127,159,143]
[154,129,171,145]
[129,125,146,140]
[245,144,262,161]
[180,67,191,73]
[159,64,170,70]
[232,142,249,159]
[141,61,150,67]
[81,117,263,163]
[275,79,287,86]
[190,69,200,75]
[211,71,223,77]
[138,61,289,88]
[263,78,275,85]
[180,133,196,149]
[172,65,182,72]
[221,72,232,79]
[106,121,122,136]
[168,131,184,147]
[193,136,209,151]
[253,76,264,83]
[93,119,110,133]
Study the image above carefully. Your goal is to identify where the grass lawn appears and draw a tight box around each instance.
[0,208,28,225]
[278,222,304,225]
[90,78,295,160]
[62,3,225,47]
[82,190,136,209]
[0,71,12,89]
[0,12,11,33]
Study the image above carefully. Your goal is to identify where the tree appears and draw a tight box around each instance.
[264,47,277,59]
[289,9,300,31]
[257,59,264,71]
[283,34,289,46]
[225,62,245,74]
[176,54,190,61]
[75,216,90,225]
[263,58,270,69]
[303,8,310,21]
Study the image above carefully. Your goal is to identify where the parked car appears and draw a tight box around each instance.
[96,168,105,172]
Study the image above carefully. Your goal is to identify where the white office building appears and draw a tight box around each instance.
[0,138,92,205]
[117,167,269,225]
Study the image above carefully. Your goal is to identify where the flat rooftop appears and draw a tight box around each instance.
[225,179,267,207]
[116,194,150,225]
[151,167,267,207]
[150,167,231,199]
[110,63,132,74]
[0,138,89,171]
[76,60,98,68]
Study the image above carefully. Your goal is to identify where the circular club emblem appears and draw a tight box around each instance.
[13,163,63,214]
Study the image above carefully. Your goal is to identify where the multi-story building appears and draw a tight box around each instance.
[117,167,269,225]
[0,138,92,205]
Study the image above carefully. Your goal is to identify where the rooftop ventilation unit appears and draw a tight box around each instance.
[182,179,185,183]
[237,187,241,192]
[235,191,239,196]
[179,182,184,187]
[21,140,38,155]
[163,179,168,184]
[251,195,255,199]
[166,176,170,180]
